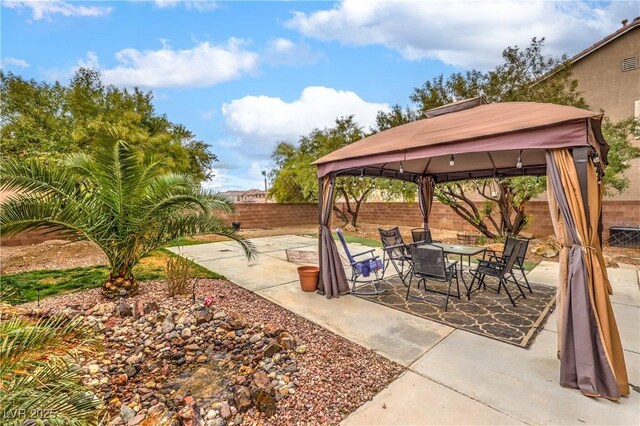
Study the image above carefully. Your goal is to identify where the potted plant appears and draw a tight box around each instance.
[297,266,319,292]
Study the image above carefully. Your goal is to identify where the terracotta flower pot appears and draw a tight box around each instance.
[297,266,319,292]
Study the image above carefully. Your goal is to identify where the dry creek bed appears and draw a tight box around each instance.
[21,279,404,425]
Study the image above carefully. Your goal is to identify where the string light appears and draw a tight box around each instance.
[449,155,455,166]
[359,169,364,180]
[516,150,523,169]
[399,161,404,174]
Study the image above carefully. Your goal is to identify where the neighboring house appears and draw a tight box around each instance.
[221,189,272,203]
[568,16,640,200]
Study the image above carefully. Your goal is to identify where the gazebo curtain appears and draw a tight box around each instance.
[546,149,629,400]
[317,175,349,298]
[417,176,435,228]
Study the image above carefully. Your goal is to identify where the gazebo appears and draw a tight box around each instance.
[312,99,629,400]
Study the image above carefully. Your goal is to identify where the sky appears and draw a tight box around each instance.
[2,0,638,191]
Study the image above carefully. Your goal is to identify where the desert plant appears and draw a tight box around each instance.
[165,253,197,298]
[0,310,104,425]
[0,134,255,297]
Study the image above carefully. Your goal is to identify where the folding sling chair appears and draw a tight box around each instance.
[336,228,386,295]
[469,240,527,307]
[485,235,532,293]
[378,227,412,285]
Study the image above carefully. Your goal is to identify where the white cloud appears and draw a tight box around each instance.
[40,51,99,82]
[221,86,389,156]
[153,0,218,12]
[201,167,263,191]
[201,168,230,190]
[286,0,639,68]
[100,39,259,88]
[264,38,323,66]
[3,0,112,21]
[2,57,30,68]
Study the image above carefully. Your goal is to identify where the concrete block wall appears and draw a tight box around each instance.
[2,201,638,246]
[223,203,318,229]
[0,228,71,247]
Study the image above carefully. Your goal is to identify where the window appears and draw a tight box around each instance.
[622,56,638,72]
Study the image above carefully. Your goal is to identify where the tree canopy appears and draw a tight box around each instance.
[376,37,639,238]
[270,116,415,226]
[1,68,216,181]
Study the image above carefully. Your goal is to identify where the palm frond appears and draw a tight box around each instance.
[1,138,256,292]
[156,212,256,262]
[0,195,99,239]
[0,315,103,425]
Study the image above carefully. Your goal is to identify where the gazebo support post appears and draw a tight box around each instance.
[317,175,349,298]
[317,178,324,294]
[417,176,435,229]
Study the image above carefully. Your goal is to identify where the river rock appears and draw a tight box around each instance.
[252,371,271,390]
[249,333,263,344]
[93,302,116,316]
[263,323,282,337]
[235,386,252,411]
[263,342,282,358]
[220,403,231,419]
[116,299,133,318]
[162,313,175,333]
[251,388,276,417]
[120,405,136,423]
[222,312,246,330]
[277,332,296,350]
[125,365,138,378]
[143,301,159,315]
[194,306,212,324]
[133,300,145,319]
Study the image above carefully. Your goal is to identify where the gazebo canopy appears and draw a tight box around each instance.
[313,100,628,401]
[313,101,608,182]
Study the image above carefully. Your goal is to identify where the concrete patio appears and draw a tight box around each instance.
[170,235,640,425]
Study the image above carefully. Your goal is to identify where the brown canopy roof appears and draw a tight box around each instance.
[313,102,607,183]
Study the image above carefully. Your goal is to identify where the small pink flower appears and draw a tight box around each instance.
[203,295,214,307]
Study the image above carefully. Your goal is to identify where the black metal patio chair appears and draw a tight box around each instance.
[406,244,460,312]
[411,228,434,244]
[378,227,412,284]
[336,228,386,295]
[484,236,532,293]
[469,240,526,307]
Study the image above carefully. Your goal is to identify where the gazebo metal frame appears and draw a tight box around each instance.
[311,99,628,401]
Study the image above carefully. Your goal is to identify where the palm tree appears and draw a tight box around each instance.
[0,135,254,297]
[0,310,104,425]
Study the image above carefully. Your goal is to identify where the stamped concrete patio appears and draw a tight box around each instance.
[170,235,640,425]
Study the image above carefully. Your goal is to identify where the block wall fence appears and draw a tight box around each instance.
[2,201,638,247]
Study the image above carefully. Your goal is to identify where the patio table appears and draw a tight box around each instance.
[430,242,486,289]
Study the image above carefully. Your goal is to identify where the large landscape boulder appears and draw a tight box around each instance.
[532,238,561,258]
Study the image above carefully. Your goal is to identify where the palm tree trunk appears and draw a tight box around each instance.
[103,272,138,298]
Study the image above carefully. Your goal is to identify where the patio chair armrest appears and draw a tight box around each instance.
[477,259,505,269]
[383,243,407,251]
[352,249,376,258]
[445,261,458,270]
[488,254,506,263]
[483,248,500,259]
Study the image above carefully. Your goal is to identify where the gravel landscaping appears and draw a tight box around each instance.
[21,279,405,425]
